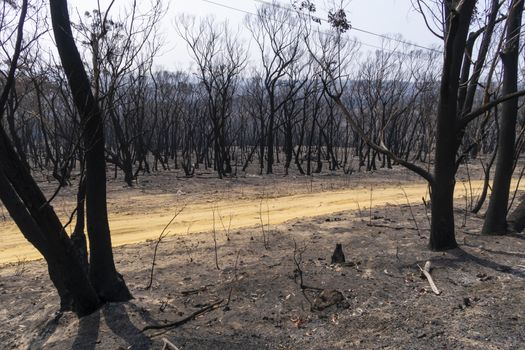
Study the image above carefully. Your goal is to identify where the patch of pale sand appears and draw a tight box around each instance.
[0,179,519,264]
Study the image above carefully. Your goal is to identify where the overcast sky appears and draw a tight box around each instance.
[68,0,443,69]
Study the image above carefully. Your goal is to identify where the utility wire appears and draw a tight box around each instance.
[254,0,442,53]
[200,0,439,58]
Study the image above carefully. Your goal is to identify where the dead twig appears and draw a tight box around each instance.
[369,186,373,224]
[212,205,220,270]
[355,200,363,219]
[217,207,233,241]
[401,187,421,236]
[422,195,432,229]
[180,285,212,296]
[259,194,270,249]
[293,239,323,310]
[225,250,241,309]
[145,205,185,290]
[366,223,421,231]
[143,299,224,333]
[179,224,199,263]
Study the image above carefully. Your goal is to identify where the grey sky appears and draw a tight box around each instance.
[69,0,443,69]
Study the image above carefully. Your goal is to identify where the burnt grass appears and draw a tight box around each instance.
[1,202,525,349]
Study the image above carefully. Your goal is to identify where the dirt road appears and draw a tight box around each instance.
[0,179,521,264]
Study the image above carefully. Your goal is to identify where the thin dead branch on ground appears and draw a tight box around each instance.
[161,338,180,350]
[217,207,233,241]
[369,186,373,224]
[422,196,432,229]
[293,239,323,310]
[401,187,421,237]
[143,299,225,334]
[179,224,199,263]
[366,223,420,231]
[355,200,363,219]
[225,250,241,310]
[180,285,212,296]
[145,205,186,290]
[259,194,270,249]
[212,205,221,270]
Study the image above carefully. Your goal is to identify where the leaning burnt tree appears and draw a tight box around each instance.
[305,0,525,250]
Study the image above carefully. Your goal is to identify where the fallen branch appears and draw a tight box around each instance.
[366,223,421,231]
[180,285,212,296]
[143,299,224,332]
[418,261,441,295]
[162,338,180,350]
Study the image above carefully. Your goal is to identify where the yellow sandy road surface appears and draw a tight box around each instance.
[0,180,522,264]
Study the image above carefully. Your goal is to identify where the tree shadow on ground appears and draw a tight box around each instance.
[102,302,153,349]
[477,246,525,260]
[72,309,101,350]
[69,302,156,350]
[28,312,64,350]
[445,247,525,279]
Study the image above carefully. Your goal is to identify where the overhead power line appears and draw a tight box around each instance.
[200,0,439,59]
[253,0,442,53]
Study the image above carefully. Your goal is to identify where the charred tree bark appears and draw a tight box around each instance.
[0,158,100,315]
[482,0,524,235]
[50,0,132,302]
[0,0,101,316]
[71,171,88,272]
[429,0,478,250]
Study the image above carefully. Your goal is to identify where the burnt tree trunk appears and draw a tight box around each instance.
[0,127,101,315]
[50,0,132,302]
[0,0,100,316]
[429,0,477,250]
[482,0,524,235]
[71,171,88,272]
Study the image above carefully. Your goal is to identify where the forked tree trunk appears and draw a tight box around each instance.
[0,0,100,316]
[0,163,100,315]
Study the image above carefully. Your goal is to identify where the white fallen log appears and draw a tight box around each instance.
[418,261,441,295]
[162,338,181,350]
